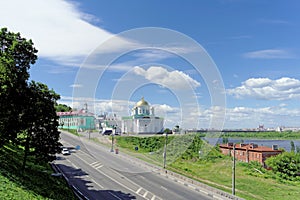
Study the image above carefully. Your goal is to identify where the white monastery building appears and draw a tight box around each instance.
[121,97,164,134]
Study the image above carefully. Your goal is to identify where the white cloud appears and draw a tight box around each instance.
[259,19,291,25]
[70,84,82,88]
[227,77,300,100]
[225,105,300,128]
[132,49,175,62]
[154,104,179,114]
[133,66,201,90]
[243,49,293,59]
[0,0,133,65]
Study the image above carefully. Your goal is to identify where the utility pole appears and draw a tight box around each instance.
[110,133,114,152]
[232,143,236,196]
[163,132,168,169]
[110,126,116,152]
[88,119,91,140]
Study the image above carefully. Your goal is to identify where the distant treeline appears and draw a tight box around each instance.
[202,131,300,139]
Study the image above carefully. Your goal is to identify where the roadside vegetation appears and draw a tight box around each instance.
[0,28,75,199]
[0,144,76,199]
[116,133,300,200]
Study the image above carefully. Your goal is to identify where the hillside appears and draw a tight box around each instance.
[0,145,76,200]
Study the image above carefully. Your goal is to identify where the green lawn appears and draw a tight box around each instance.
[0,145,76,200]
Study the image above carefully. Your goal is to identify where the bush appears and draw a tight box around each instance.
[265,152,300,181]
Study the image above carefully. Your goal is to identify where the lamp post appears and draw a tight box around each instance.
[163,131,169,169]
[68,118,70,131]
[110,125,116,152]
[88,118,91,140]
[110,133,114,152]
[232,143,236,196]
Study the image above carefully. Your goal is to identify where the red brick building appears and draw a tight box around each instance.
[219,143,282,167]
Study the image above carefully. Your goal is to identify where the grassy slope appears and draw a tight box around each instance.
[115,135,300,200]
[0,145,76,200]
[171,159,300,200]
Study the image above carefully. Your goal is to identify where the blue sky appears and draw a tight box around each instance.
[1,0,300,129]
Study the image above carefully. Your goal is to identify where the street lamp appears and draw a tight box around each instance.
[110,133,114,152]
[163,130,169,169]
[110,125,117,152]
[232,143,236,196]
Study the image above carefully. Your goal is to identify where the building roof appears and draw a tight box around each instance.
[57,109,94,117]
[136,97,149,107]
[219,143,282,153]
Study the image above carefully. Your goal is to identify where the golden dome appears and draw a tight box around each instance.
[136,97,149,107]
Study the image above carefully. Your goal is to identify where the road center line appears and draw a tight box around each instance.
[160,186,168,191]
[90,178,105,189]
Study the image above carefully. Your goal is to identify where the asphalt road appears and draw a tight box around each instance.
[54,131,215,200]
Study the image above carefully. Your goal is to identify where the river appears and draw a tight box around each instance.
[204,137,300,152]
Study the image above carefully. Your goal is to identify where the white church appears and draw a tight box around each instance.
[121,97,164,134]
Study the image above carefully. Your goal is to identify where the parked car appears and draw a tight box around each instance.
[102,130,113,135]
[61,148,70,155]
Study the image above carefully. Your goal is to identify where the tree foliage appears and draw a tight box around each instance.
[265,152,300,181]
[20,81,61,169]
[0,28,38,146]
[55,103,72,112]
[290,141,295,153]
[0,28,61,168]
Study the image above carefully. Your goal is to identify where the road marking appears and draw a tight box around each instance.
[66,159,79,169]
[90,161,98,166]
[96,165,103,169]
[160,186,168,191]
[92,163,102,168]
[151,195,156,200]
[90,178,104,189]
[136,187,143,194]
[108,191,123,200]
[90,161,102,167]
[143,191,148,198]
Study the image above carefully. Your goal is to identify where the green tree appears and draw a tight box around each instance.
[265,152,300,180]
[290,140,295,153]
[164,128,172,134]
[222,137,228,144]
[0,27,37,146]
[20,81,61,170]
[296,146,300,154]
[0,28,61,169]
[55,103,72,112]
